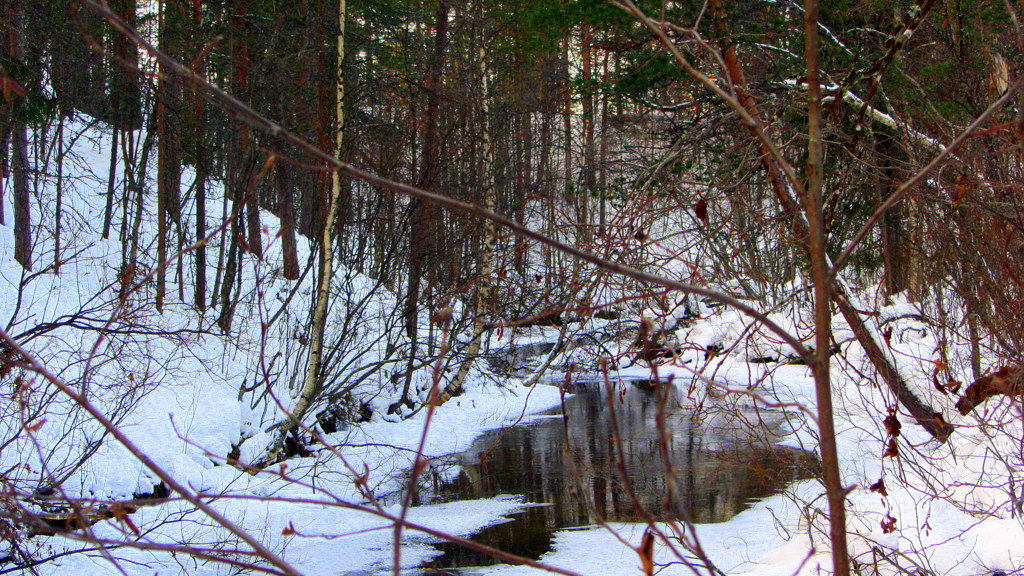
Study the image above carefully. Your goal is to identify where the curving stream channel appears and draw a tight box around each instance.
[414,380,819,574]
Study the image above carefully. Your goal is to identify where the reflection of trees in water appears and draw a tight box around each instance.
[439,386,818,529]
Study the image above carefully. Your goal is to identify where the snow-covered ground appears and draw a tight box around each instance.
[2,120,1022,576]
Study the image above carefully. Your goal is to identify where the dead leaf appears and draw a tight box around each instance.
[882,438,899,458]
[881,514,897,534]
[882,413,902,438]
[869,478,888,497]
[694,199,708,222]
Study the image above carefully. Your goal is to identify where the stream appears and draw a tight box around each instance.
[414,380,819,574]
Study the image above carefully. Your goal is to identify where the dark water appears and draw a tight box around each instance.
[417,382,819,572]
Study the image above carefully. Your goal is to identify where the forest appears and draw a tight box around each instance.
[1,0,1023,574]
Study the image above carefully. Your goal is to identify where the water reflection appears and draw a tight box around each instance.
[426,383,818,569]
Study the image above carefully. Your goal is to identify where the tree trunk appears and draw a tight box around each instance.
[124,125,155,274]
[246,184,263,258]
[804,5,850,574]
[190,0,206,310]
[102,128,118,240]
[278,165,300,281]
[0,123,8,226]
[7,1,31,270]
[393,0,449,414]
[563,37,573,201]
[12,123,32,270]
[442,15,496,404]
[539,111,551,195]
[195,160,208,310]
[229,0,255,258]
[580,26,596,248]
[598,47,609,238]
[216,218,240,332]
[109,0,141,130]
[278,0,346,445]
[876,127,907,297]
[55,117,65,272]
[156,0,183,310]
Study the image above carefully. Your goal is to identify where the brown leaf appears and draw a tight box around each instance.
[694,199,708,222]
[882,413,902,438]
[882,438,899,458]
[282,522,295,536]
[869,478,888,497]
[881,514,897,534]
[932,358,950,395]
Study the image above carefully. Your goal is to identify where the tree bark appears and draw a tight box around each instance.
[394,0,449,414]
[189,0,206,310]
[442,13,496,404]
[7,0,32,270]
[580,26,596,248]
[216,217,240,332]
[55,117,65,272]
[598,47,609,238]
[156,0,184,310]
[194,159,208,310]
[109,0,141,130]
[229,0,255,256]
[245,184,263,258]
[563,37,573,203]
[102,128,118,240]
[805,4,850,574]
[0,123,8,226]
[12,123,32,270]
[277,165,300,281]
[876,127,908,297]
[279,0,346,443]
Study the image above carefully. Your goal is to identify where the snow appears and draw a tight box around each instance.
[3,119,1022,576]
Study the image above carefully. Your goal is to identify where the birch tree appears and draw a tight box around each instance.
[441,4,497,403]
[277,0,346,447]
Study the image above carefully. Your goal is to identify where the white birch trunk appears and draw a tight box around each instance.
[441,33,496,403]
[277,0,346,442]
